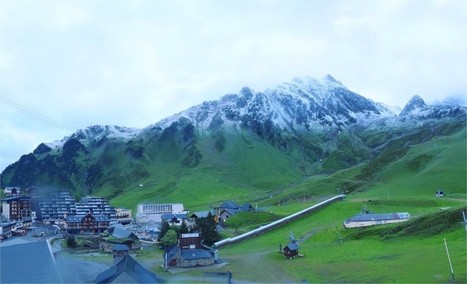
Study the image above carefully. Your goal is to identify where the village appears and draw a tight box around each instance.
[0,186,264,283]
[0,186,416,283]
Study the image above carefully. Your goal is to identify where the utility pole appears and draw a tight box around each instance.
[443,238,454,281]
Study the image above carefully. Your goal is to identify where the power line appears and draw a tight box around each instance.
[0,93,73,132]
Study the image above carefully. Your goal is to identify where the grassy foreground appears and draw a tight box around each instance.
[207,199,467,283]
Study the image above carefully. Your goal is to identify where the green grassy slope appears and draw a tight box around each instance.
[153,127,466,283]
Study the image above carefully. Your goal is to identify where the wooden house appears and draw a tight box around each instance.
[163,232,215,268]
[283,242,299,259]
[64,213,110,234]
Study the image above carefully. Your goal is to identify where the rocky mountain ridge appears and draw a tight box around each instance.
[1,75,465,196]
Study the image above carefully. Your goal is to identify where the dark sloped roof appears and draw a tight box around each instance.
[95,255,163,283]
[240,203,253,211]
[0,240,62,283]
[285,242,299,251]
[189,210,214,218]
[218,200,240,210]
[110,226,137,240]
[164,245,180,263]
[220,208,237,216]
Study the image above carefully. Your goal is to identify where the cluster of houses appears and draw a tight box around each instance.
[1,187,132,240]
[1,186,255,270]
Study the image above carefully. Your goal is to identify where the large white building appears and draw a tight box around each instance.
[136,203,185,224]
[343,212,410,228]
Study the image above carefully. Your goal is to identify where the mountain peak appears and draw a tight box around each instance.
[400,95,427,116]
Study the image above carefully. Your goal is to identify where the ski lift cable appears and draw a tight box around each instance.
[0,93,73,131]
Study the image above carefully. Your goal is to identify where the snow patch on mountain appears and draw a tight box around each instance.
[46,125,140,149]
[144,74,397,135]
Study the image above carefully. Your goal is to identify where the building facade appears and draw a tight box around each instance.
[35,191,77,224]
[164,233,215,268]
[64,213,110,234]
[136,203,185,223]
[76,196,116,221]
[115,208,132,225]
[1,196,32,221]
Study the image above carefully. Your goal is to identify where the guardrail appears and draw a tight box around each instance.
[214,194,345,248]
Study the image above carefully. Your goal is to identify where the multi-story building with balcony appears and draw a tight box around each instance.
[64,213,110,234]
[34,191,77,224]
[1,196,32,222]
[75,196,116,221]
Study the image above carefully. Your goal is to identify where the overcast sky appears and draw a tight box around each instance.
[1,0,466,172]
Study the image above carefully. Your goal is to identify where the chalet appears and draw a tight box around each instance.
[190,210,216,220]
[219,209,236,223]
[163,232,215,268]
[3,187,21,196]
[64,213,110,234]
[344,212,410,228]
[283,242,299,259]
[100,224,140,251]
[218,201,240,212]
[217,201,254,224]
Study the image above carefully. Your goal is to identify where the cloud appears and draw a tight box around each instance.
[0,0,466,171]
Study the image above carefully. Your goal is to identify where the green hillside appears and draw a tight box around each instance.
[147,126,466,283]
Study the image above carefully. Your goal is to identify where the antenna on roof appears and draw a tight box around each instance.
[289,231,297,243]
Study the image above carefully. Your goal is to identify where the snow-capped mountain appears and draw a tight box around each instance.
[400,95,466,119]
[146,75,394,136]
[45,125,141,150]
[2,75,465,194]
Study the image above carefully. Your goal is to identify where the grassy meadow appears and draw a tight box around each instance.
[108,126,466,283]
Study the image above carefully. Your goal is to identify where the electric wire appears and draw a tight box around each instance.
[0,93,73,131]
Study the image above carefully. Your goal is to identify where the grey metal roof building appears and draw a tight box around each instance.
[0,240,62,283]
[344,212,411,228]
[95,255,163,283]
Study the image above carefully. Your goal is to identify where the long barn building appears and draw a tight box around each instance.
[343,212,410,228]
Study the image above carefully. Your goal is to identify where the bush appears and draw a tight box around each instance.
[66,236,77,248]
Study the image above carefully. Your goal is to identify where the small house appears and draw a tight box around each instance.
[283,242,299,259]
[219,209,236,223]
[163,232,215,268]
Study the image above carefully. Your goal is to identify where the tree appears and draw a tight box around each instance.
[66,235,77,248]
[178,221,189,237]
[160,229,178,247]
[194,212,221,246]
[158,221,170,241]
